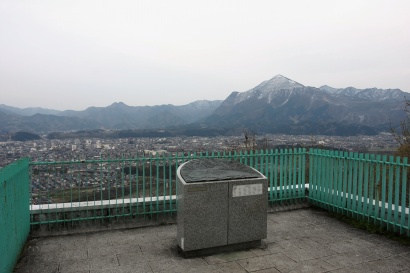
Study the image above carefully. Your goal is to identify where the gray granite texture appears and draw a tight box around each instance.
[177,159,267,254]
[180,159,262,183]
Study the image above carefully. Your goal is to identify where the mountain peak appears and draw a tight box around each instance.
[255,75,304,92]
[268,74,303,86]
[109,102,128,108]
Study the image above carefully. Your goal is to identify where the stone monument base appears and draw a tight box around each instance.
[177,240,262,258]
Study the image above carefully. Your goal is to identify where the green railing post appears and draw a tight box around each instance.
[381,155,388,229]
[374,154,381,226]
[308,148,315,204]
[387,156,395,230]
[1,158,30,273]
[357,153,364,219]
[401,157,408,235]
[274,149,278,205]
[394,156,401,232]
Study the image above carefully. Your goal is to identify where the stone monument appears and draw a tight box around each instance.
[177,158,268,257]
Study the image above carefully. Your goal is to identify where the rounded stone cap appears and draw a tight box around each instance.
[180,158,263,183]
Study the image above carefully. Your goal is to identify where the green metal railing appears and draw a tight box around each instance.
[29,149,307,227]
[309,149,410,236]
[28,148,410,236]
[0,158,30,273]
[3,148,410,272]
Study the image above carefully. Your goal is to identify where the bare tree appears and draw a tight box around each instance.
[391,97,410,158]
[243,129,257,151]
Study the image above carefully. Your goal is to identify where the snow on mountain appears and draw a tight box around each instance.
[227,75,305,105]
[208,75,407,135]
[319,86,404,102]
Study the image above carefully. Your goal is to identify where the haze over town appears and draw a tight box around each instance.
[1,0,409,111]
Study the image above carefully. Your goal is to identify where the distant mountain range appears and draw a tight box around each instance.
[0,100,222,134]
[0,75,408,136]
[205,75,407,135]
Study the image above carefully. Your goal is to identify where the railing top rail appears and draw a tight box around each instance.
[27,148,409,167]
[307,148,410,167]
[29,148,308,166]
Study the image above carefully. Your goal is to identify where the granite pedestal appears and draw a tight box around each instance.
[177,159,267,257]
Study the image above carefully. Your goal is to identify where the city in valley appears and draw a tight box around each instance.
[1,133,399,205]
[0,133,398,168]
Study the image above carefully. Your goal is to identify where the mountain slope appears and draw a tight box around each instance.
[205,75,407,135]
[0,104,61,116]
[0,112,100,133]
[319,86,405,102]
[59,100,222,129]
[0,100,222,133]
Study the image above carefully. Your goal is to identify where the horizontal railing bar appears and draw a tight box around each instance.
[30,195,176,213]
[30,209,178,225]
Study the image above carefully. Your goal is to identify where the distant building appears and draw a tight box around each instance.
[144,150,167,156]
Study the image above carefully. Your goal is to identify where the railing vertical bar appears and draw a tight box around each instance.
[329,151,339,212]
[368,154,375,220]
[53,164,57,229]
[285,149,290,202]
[114,157,118,217]
[374,154,381,225]
[394,157,401,232]
[308,149,315,204]
[265,149,269,185]
[69,160,74,227]
[363,154,370,220]
[352,152,359,219]
[400,157,408,235]
[381,155,387,229]
[320,149,326,208]
[142,154,146,218]
[328,150,335,211]
[129,158,133,217]
[99,156,103,224]
[311,149,321,205]
[408,158,410,236]
[121,156,125,220]
[387,156,394,230]
[321,149,327,208]
[85,161,90,222]
[149,156,153,219]
[136,157,140,216]
[250,150,254,169]
[322,150,328,208]
[292,148,297,203]
[330,150,335,210]
[168,154,173,215]
[357,153,364,219]
[269,149,274,204]
[347,152,354,216]
[255,150,259,172]
[29,161,33,228]
[297,148,302,200]
[274,149,278,205]
[340,152,348,214]
[156,154,160,220]
[163,155,166,218]
[337,151,343,214]
[279,149,283,204]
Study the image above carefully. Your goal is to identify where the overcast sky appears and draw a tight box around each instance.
[1,0,409,111]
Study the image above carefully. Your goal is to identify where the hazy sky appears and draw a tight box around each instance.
[1,0,409,111]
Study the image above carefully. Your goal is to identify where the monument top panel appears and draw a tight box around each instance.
[180,159,262,183]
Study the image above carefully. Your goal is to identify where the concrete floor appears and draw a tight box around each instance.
[14,209,410,273]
